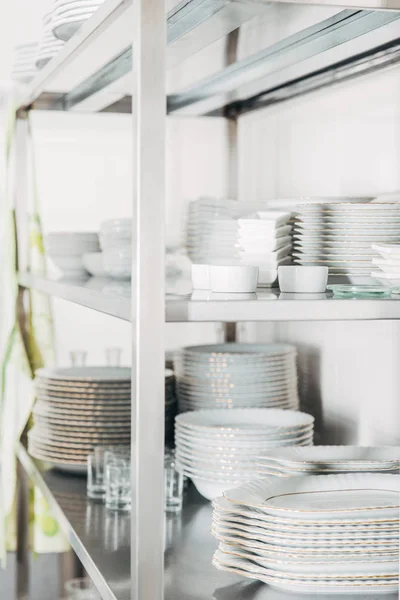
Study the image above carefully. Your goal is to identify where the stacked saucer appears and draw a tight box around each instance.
[36,13,65,69]
[294,203,400,283]
[212,473,400,594]
[174,344,299,412]
[12,43,38,83]
[175,408,314,500]
[52,0,106,42]
[237,212,292,286]
[257,446,400,477]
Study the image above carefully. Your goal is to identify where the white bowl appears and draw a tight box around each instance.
[209,265,258,293]
[82,252,106,277]
[278,266,328,293]
[191,264,209,289]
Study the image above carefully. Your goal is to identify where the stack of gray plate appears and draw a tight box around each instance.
[174,343,299,412]
[12,43,38,83]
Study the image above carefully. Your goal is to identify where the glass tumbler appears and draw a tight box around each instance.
[164,449,184,514]
[65,577,101,600]
[87,447,108,500]
[70,350,87,367]
[105,347,122,366]
[105,462,131,512]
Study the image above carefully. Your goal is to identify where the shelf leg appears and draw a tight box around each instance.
[131,0,166,599]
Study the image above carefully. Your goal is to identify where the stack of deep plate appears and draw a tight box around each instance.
[52,0,106,42]
[212,473,400,594]
[256,446,400,477]
[293,203,400,284]
[29,367,131,473]
[175,408,314,500]
[12,43,38,83]
[36,12,65,69]
[174,344,299,412]
[237,212,292,286]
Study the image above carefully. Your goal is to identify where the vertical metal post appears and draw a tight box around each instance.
[131,1,166,600]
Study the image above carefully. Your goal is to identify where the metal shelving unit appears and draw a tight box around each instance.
[13,0,400,598]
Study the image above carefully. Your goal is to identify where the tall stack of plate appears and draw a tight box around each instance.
[52,0,106,42]
[256,446,400,477]
[212,473,400,594]
[293,203,400,283]
[174,344,299,412]
[175,408,314,500]
[12,43,38,83]
[29,367,131,473]
[28,367,175,473]
[36,13,65,69]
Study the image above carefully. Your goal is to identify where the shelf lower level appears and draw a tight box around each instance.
[19,272,400,322]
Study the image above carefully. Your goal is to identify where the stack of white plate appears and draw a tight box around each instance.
[46,232,100,278]
[371,243,400,286]
[175,408,314,500]
[100,219,132,280]
[212,473,400,595]
[52,0,106,42]
[237,212,292,286]
[257,446,400,477]
[36,13,65,69]
[187,198,267,264]
[294,203,400,283]
[174,343,299,412]
[29,367,131,474]
[29,367,175,472]
[12,43,38,83]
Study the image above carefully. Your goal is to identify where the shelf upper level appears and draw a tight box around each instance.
[18,0,400,116]
[19,272,400,322]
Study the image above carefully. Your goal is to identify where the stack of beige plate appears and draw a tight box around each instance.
[29,367,131,474]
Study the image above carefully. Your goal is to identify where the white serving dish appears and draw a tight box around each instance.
[82,252,106,277]
[209,265,258,293]
[278,266,328,293]
[371,271,400,286]
[191,264,209,289]
[372,243,400,258]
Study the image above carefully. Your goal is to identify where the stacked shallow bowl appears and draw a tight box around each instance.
[52,0,106,42]
[175,408,314,500]
[36,13,65,69]
[29,367,131,474]
[237,212,292,286]
[256,446,400,477]
[174,344,299,412]
[12,43,38,83]
[212,473,400,594]
[293,202,400,283]
[100,219,132,280]
[46,232,100,278]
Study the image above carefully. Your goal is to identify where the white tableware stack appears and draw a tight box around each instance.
[100,219,132,280]
[371,243,400,286]
[174,344,299,412]
[212,473,400,594]
[294,202,400,284]
[237,212,292,286]
[257,446,400,477]
[175,408,314,500]
[46,232,100,278]
[52,0,106,42]
[29,367,132,474]
[36,12,65,69]
[12,43,38,83]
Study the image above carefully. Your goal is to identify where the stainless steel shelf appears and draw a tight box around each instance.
[17,444,398,600]
[19,272,400,322]
[19,0,269,113]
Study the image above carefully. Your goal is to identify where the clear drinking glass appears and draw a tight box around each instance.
[105,462,131,512]
[87,447,108,500]
[164,449,184,514]
[65,577,101,600]
[70,350,87,367]
[105,347,122,366]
